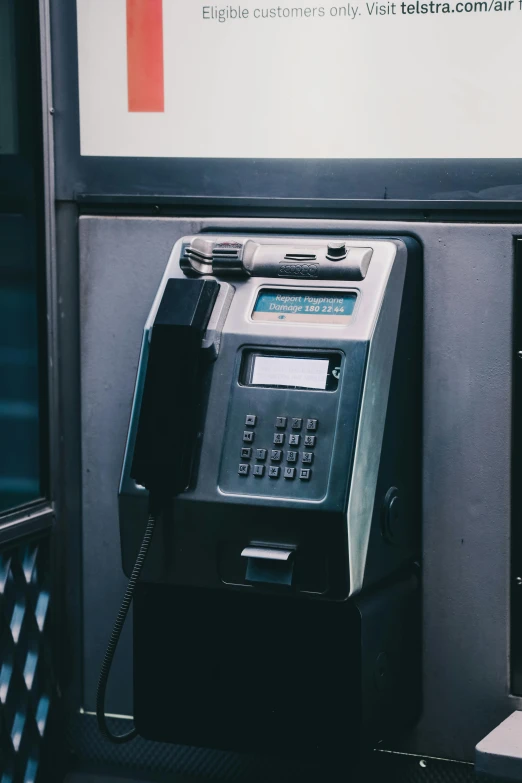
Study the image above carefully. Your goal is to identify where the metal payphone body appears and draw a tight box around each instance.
[117,234,422,758]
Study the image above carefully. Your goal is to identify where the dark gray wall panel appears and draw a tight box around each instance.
[79,216,515,759]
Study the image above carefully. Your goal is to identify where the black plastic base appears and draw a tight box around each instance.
[134,584,360,757]
[133,574,420,760]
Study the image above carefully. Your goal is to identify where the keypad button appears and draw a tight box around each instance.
[253,465,265,477]
[284,467,296,479]
[304,435,316,447]
[275,417,287,429]
[241,447,252,459]
[243,431,254,443]
[299,468,311,481]
[271,450,282,462]
[238,464,250,475]
[256,448,267,460]
[291,418,303,430]
[268,466,280,478]
[302,452,313,464]
[306,419,318,431]
[273,433,285,445]
[287,451,298,463]
[289,434,300,446]
[245,414,257,426]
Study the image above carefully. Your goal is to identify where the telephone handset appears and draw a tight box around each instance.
[97,276,219,743]
[131,277,220,504]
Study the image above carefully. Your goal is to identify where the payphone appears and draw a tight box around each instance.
[97,234,422,759]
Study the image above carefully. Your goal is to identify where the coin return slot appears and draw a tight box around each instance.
[241,546,295,586]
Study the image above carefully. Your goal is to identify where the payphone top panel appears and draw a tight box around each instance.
[130,236,398,510]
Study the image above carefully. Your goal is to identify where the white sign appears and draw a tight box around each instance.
[77,0,522,158]
[251,356,329,389]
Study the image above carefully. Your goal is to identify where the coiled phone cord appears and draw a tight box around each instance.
[96,511,157,743]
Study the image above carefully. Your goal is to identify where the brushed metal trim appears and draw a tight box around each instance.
[346,244,407,596]
[39,0,60,508]
[0,504,54,546]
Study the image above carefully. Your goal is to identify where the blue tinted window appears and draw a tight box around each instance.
[0,217,41,511]
[0,0,46,514]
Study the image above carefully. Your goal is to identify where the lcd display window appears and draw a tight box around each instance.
[252,290,357,324]
[241,351,342,390]
[252,356,329,390]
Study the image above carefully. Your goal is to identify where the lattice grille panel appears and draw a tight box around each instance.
[0,536,53,783]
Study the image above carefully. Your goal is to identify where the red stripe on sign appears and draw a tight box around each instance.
[127,0,164,112]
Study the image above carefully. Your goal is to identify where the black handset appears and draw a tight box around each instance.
[131,277,220,501]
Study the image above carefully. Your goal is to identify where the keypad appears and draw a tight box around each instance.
[236,415,320,483]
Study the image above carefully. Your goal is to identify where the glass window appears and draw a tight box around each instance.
[0,0,47,513]
[0,0,18,156]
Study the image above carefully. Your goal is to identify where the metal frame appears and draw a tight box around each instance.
[0,504,54,547]
[39,0,59,520]
[511,238,522,696]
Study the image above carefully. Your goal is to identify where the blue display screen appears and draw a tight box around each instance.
[252,289,357,324]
